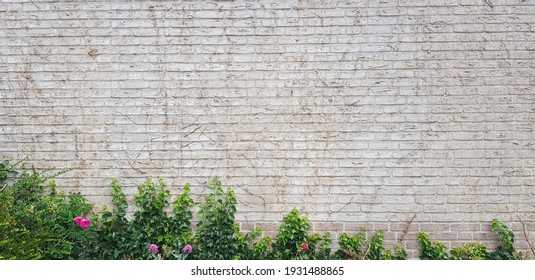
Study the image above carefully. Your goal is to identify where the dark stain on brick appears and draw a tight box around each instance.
[88,48,98,59]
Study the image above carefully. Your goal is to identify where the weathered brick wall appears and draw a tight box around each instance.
[1,0,535,257]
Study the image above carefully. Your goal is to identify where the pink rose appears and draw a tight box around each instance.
[79,219,90,230]
[182,244,193,254]
[300,243,309,251]
[148,244,159,254]
[74,216,82,225]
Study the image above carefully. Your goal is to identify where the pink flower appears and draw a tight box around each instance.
[182,244,193,254]
[148,244,159,254]
[300,243,309,251]
[79,219,90,230]
[74,216,82,225]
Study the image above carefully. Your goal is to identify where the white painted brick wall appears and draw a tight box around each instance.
[1,0,535,258]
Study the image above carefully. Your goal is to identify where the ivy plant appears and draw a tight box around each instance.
[417,232,451,260]
[489,218,524,260]
[194,177,260,260]
[337,228,407,260]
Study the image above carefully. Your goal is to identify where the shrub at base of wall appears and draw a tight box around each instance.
[0,160,528,260]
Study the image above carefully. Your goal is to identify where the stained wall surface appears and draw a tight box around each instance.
[1,0,535,257]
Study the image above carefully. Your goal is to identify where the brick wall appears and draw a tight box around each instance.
[1,0,534,258]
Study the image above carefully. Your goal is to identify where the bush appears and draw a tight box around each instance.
[337,228,407,260]
[272,208,311,259]
[417,219,526,260]
[417,232,452,260]
[271,208,333,260]
[194,177,260,260]
[489,218,525,260]
[95,179,131,259]
[96,178,195,260]
[96,177,258,260]
[0,159,97,260]
[0,160,41,259]
[450,242,489,260]
[0,159,529,260]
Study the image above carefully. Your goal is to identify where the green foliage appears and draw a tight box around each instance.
[0,160,41,259]
[271,208,333,260]
[313,232,335,260]
[96,179,132,259]
[129,178,173,259]
[338,230,366,259]
[450,242,489,260]
[418,219,526,260]
[171,183,195,241]
[337,228,407,260]
[194,177,259,260]
[417,232,451,260]
[96,178,195,260]
[0,159,96,260]
[272,208,310,259]
[252,236,273,260]
[490,218,524,260]
[1,159,21,187]
[418,232,494,260]
[1,159,530,260]
[232,226,263,260]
